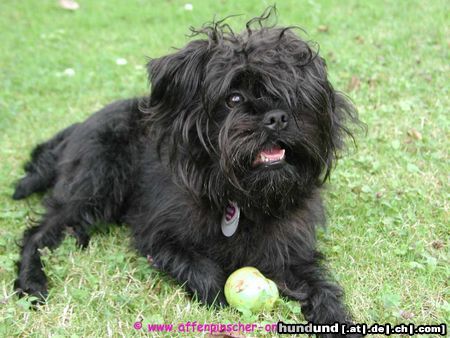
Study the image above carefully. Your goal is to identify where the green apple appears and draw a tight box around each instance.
[224,266,279,313]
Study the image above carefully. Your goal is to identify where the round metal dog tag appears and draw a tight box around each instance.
[221,202,240,237]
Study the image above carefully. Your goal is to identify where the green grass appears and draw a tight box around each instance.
[1,0,448,336]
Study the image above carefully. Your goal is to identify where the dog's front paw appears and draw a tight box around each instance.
[182,258,228,308]
[14,277,48,305]
[202,288,228,308]
[190,276,227,308]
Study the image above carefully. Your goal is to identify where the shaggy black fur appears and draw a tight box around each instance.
[13,8,360,337]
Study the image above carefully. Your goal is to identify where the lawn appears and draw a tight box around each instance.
[0,0,448,337]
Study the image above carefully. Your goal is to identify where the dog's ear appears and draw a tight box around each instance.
[147,40,209,114]
[144,39,211,160]
[299,54,358,181]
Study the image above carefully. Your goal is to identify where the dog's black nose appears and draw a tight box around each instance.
[263,110,289,131]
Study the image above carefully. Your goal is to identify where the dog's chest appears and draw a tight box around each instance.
[200,214,278,273]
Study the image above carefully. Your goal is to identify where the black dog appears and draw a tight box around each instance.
[13,8,359,334]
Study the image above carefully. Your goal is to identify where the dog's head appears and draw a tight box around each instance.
[144,8,358,216]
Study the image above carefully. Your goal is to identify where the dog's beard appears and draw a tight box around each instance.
[231,163,303,216]
[211,107,321,216]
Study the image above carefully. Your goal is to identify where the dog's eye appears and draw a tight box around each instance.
[226,93,244,108]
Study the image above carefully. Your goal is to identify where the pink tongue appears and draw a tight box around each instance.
[260,146,284,159]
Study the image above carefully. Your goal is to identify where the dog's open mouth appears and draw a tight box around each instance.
[253,145,286,167]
